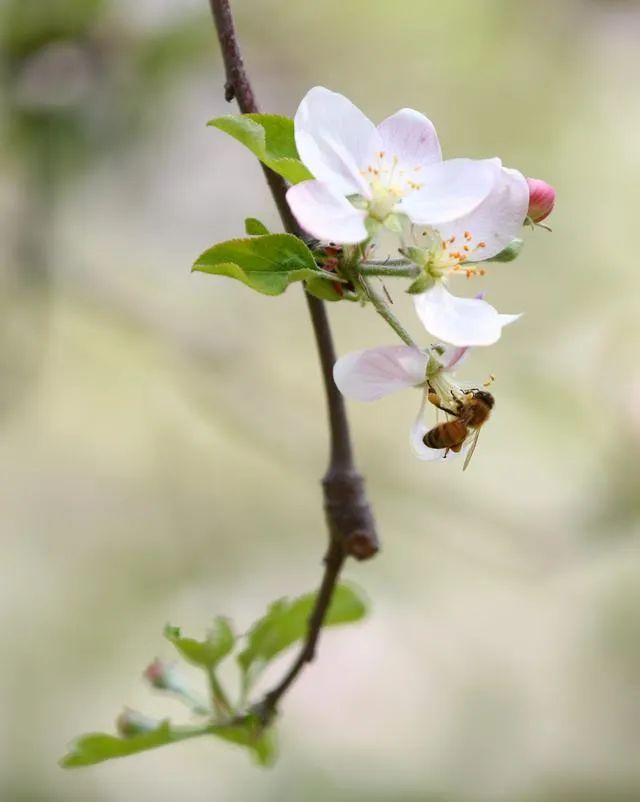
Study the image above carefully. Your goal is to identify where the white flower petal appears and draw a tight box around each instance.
[294,86,379,197]
[410,393,448,461]
[377,108,442,170]
[435,166,529,260]
[399,158,500,226]
[333,345,428,402]
[286,180,368,244]
[414,283,521,347]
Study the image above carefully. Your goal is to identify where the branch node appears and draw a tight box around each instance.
[323,469,379,560]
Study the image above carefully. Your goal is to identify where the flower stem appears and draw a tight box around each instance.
[207,668,232,717]
[358,262,419,279]
[361,258,413,267]
[358,275,419,348]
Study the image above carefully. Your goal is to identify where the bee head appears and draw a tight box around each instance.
[471,390,495,409]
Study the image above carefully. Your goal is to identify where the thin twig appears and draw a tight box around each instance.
[207,0,379,722]
[359,275,419,348]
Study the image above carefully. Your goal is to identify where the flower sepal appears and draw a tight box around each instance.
[485,237,524,263]
[382,213,405,235]
[406,271,435,295]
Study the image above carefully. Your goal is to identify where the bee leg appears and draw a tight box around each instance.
[428,392,459,416]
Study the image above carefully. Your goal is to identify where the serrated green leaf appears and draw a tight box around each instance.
[305,275,344,302]
[245,217,270,236]
[60,718,276,769]
[193,234,322,295]
[164,617,235,669]
[238,582,368,688]
[209,115,312,185]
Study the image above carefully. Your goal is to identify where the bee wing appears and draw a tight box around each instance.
[462,428,481,472]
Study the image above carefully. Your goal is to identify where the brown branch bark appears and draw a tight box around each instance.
[207,0,379,720]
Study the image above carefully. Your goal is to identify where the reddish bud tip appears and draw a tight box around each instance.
[526,178,556,223]
[143,658,172,690]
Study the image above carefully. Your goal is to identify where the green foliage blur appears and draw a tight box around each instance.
[1,0,640,800]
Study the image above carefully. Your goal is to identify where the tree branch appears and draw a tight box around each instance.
[206,0,379,720]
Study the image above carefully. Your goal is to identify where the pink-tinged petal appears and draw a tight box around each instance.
[333,345,428,402]
[410,394,449,461]
[294,86,379,197]
[377,108,442,170]
[414,283,521,347]
[439,343,471,371]
[527,177,556,222]
[286,180,368,244]
[399,158,500,226]
[436,166,529,260]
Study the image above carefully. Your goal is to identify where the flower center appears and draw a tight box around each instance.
[427,369,464,414]
[419,228,487,279]
[361,151,423,223]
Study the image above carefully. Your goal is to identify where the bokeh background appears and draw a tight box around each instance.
[2,0,640,800]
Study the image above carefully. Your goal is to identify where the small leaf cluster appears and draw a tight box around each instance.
[193,115,349,302]
[60,583,367,769]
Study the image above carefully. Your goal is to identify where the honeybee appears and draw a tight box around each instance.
[423,389,495,470]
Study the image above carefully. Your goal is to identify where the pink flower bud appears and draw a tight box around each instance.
[526,178,556,223]
[143,658,173,690]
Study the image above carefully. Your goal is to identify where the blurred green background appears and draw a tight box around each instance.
[2,0,640,800]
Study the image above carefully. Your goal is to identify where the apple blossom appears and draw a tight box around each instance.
[286,86,525,246]
[333,340,478,462]
[399,161,528,347]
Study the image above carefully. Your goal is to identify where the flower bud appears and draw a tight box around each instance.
[143,659,182,692]
[116,708,159,738]
[526,178,556,223]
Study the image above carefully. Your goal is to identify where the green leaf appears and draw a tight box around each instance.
[60,719,276,769]
[213,716,277,767]
[193,234,323,295]
[60,721,207,768]
[245,217,270,236]
[238,582,368,687]
[305,275,344,302]
[209,115,312,185]
[164,617,235,669]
